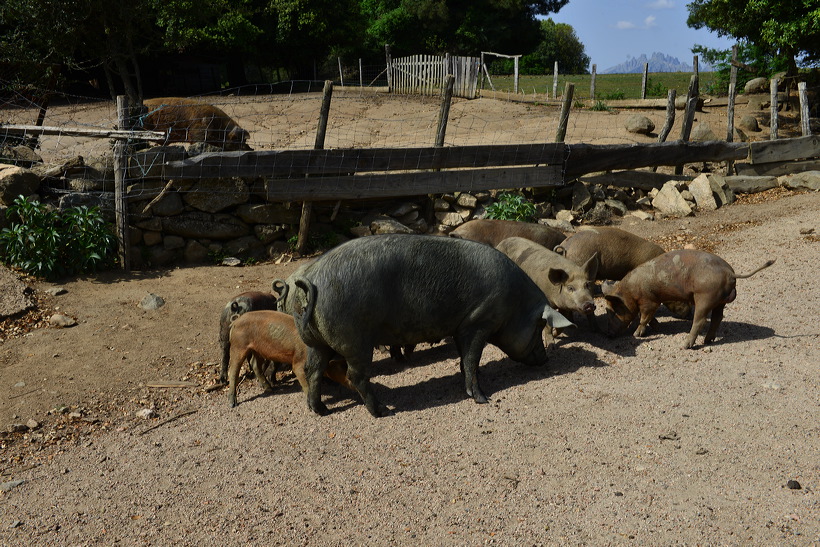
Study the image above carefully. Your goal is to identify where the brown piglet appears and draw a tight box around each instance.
[602,250,775,349]
[227,310,353,407]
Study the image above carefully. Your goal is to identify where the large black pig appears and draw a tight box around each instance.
[280,234,572,417]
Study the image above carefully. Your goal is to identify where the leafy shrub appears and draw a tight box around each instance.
[602,90,625,100]
[485,193,537,223]
[645,78,667,98]
[0,196,116,279]
[590,100,611,112]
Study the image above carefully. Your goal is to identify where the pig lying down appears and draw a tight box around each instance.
[602,250,775,349]
[226,310,353,408]
[281,234,573,417]
[141,97,251,151]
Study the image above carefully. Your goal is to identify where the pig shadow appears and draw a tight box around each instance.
[602,318,777,356]
[368,343,606,415]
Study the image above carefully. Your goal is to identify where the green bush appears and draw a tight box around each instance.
[590,100,611,112]
[602,89,625,100]
[485,193,537,223]
[0,196,117,279]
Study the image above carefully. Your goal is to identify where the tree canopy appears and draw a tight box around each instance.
[1,0,573,99]
[686,0,820,74]
[520,18,589,74]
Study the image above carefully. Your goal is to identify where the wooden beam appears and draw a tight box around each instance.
[160,143,567,179]
[734,159,820,177]
[0,124,166,141]
[265,165,563,202]
[748,135,820,164]
[565,141,747,179]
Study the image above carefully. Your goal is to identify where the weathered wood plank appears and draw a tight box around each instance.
[161,143,567,179]
[564,141,748,178]
[734,159,820,177]
[0,124,166,141]
[265,165,563,201]
[748,135,820,164]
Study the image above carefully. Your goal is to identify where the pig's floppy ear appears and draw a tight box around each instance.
[604,294,630,316]
[547,267,569,286]
[542,306,576,329]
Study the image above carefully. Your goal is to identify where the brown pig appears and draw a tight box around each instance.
[227,310,353,408]
[554,226,665,281]
[450,219,565,250]
[602,249,775,349]
[496,236,598,323]
[555,226,692,320]
[218,291,280,384]
[141,97,251,150]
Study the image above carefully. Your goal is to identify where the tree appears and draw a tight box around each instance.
[686,0,820,76]
[360,0,570,56]
[520,18,589,74]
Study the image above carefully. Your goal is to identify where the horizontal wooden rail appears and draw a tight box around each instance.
[0,123,166,141]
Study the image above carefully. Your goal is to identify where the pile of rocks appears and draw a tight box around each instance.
[2,140,819,269]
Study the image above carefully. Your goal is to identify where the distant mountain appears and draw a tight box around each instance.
[602,52,707,74]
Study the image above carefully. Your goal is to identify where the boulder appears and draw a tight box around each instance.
[370,218,414,234]
[0,165,40,206]
[183,240,209,264]
[571,181,592,212]
[235,203,301,225]
[183,178,249,213]
[738,115,760,132]
[161,212,250,240]
[687,174,718,211]
[779,171,820,191]
[652,181,692,218]
[625,115,655,135]
[723,176,778,194]
[434,211,464,227]
[691,123,717,142]
[456,193,478,209]
[148,191,185,217]
[0,145,42,168]
[744,77,769,94]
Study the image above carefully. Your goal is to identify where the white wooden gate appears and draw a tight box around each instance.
[389,55,480,99]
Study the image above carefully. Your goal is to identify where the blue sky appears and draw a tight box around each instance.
[542,0,737,71]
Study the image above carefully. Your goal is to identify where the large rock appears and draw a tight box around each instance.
[370,218,414,234]
[149,191,185,216]
[625,114,655,135]
[58,193,116,223]
[434,211,464,227]
[738,115,760,132]
[183,178,249,213]
[703,174,735,207]
[687,174,719,211]
[0,165,40,206]
[744,77,769,94]
[0,145,42,168]
[652,181,692,218]
[161,212,251,240]
[691,123,717,142]
[724,176,778,194]
[571,181,592,212]
[779,171,820,191]
[235,203,301,224]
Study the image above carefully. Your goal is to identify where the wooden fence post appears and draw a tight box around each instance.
[337,57,344,86]
[113,95,131,272]
[675,75,699,174]
[359,58,363,88]
[555,82,575,142]
[552,62,559,99]
[385,44,392,92]
[726,53,738,174]
[435,75,455,148]
[641,63,649,99]
[798,82,811,136]
[590,64,596,100]
[296,80,333,255]
[770,78,779,140]
[513,55,519,94]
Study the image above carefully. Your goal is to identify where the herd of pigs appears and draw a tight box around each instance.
[217,219,774,417]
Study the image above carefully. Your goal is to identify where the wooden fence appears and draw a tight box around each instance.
[390,54,480,98]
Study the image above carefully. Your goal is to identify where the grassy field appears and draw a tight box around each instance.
[485,71,721,100]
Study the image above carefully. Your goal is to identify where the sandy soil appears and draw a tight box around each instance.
[0,94,818,545]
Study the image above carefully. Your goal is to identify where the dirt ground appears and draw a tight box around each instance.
[1,94,818,545]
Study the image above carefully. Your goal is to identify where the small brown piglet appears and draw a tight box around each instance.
[227,310,353,407]
[602,250,774,349]
[218,291,280,383]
